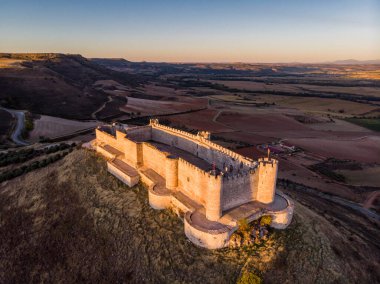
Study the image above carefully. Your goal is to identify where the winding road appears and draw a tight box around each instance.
[91,96,113,119]
[0,107,29,146]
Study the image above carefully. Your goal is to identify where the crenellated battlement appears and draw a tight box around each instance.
[178,157,207,175]
[222,171,251,180]
[150,120,255,167]
[152,122,198,140]
[125,125,151,134]
[258,157,278,167]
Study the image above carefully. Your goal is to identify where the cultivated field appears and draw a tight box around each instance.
[337,166,380,187]
[286,136,380,163]
[29,115,100,142]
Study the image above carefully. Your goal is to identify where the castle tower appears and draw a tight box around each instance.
[205,173,223,221]
[165,155,179,190]
[255,157,278,204]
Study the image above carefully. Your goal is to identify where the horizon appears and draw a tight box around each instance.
[0,0,379,63]
[2,52,380,65]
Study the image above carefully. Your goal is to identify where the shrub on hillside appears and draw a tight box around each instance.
[260,216,272,226]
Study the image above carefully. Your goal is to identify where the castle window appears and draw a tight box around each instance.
[187,177,190,182]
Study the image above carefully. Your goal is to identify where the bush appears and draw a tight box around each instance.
[260,215,272,226]
[0,145,75,183]
[237,270,262,284]
[237,218,251,234]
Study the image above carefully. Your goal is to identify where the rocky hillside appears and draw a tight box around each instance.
[0,149,379,283]
[0,53,145,120]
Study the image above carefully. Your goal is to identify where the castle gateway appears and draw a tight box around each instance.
[94,119,294,249]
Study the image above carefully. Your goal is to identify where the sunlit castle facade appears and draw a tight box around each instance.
[94,119,293,249]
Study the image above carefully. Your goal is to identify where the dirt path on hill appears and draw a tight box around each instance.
[0,107,28,146]
[91,95,113,119]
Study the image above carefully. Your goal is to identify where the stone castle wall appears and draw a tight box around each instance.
[96,123,278,218]
[150,124,255,171]
[96,129,120,152]
[125,126,152,141]
[221,172,253,211]
[177,158,209,205]
[142,143,167,177]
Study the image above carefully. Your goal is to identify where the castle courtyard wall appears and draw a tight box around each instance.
[152,126,247,173]
[152,128,198,156]
[125,126,152,141]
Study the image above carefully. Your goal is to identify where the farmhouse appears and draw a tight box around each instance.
[94,119,293,249]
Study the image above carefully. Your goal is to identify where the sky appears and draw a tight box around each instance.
[0,0,379,63]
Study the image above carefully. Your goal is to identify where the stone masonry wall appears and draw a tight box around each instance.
[142,143,167,177]
[177,158,208,205]
[125,126,152,141]
[96,129,121,152]
[255,158,278,204]
[150,123,255,166]
[221,173,252,211]
[152,127,246,173]
[97,124,278,218]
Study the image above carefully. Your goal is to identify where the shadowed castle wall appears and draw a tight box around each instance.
[221,173,252,211]
[125,126,152,141]
[151,126,247,172]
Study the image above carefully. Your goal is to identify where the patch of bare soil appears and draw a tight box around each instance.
[29,115,99,142]
[287,136,380,163]
[0,149,378,283]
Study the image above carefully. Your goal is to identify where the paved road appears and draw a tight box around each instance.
[0,107,29,146]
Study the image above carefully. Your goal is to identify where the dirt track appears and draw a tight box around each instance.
[0,107,28,145]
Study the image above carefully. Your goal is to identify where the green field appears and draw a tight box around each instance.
[345,118,380,132]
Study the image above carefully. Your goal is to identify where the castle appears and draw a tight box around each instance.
[94,119,294,249]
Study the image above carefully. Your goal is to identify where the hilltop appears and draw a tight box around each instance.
[0,53,145,120]
[0,149,378,283]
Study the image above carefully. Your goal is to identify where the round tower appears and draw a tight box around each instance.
[205,173,223,221]
[256,157,278,204]
[165,155,178,190]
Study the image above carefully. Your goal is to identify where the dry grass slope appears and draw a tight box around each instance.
[0,149,378,283]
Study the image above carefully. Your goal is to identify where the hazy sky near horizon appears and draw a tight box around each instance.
[0,0,379,63]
